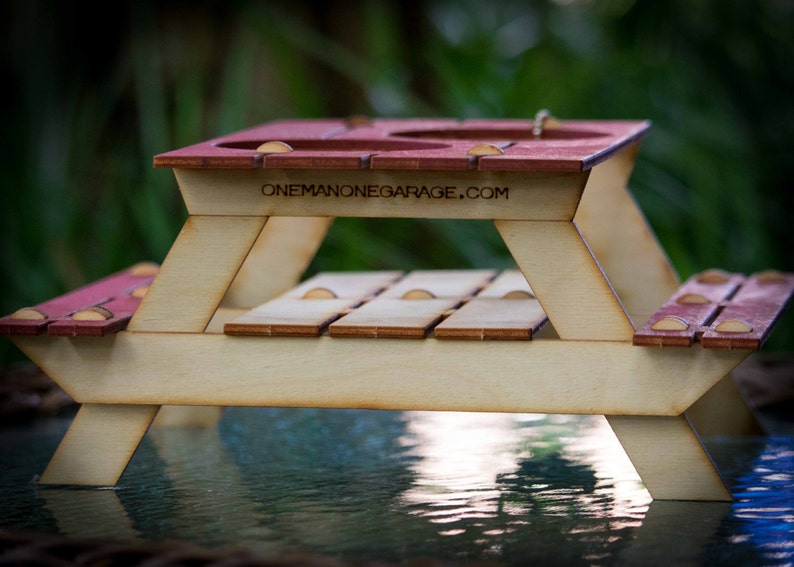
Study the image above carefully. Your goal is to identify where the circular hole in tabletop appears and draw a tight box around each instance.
[215,139,451,152]
[389,128,609,141]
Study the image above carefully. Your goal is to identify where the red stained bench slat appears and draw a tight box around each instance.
[0,263,158,337]
[634,270,794,350]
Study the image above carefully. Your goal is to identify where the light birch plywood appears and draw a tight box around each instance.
[495,220,635,341]
[328,298,460,338]
[15,334,748,416]
[39,403,160,486]
[574,143,681,327]
[128,215,267,333]
[686,373,764,437]
[221,216,334,308]
[434,298,547,340]
[174,168,588,221]
[225,298,360,336]
[433,269,546,339]
[378,270,496,299]
[128,216,264,427]
[606,415,732,501]
[475,269,536,298]
[282,271,403,299]
[152,406,225,427]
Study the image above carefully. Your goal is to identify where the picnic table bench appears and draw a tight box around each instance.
[3,116,791,501]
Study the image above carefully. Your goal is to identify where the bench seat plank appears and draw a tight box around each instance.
[701,303,789,350]
[0,263,158,336]
[47,296,145,337]
[632,303,720,347]
[634,270,793,350]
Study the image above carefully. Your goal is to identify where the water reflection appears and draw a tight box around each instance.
[398,412,654,562]
[711,438,794,565]
[400,412,649,517]
[42,489,140,541]
[2,407,792,565]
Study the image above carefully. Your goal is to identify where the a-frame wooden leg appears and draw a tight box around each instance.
[495,219,635,341]
[221,216,334,308]
[686,372,764,437]
[129,215,268,428]
[39,404,160,486]
[129,215,268,333]
[574,143,681,327]
[605,414,732,501]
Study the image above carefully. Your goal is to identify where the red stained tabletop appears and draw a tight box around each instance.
[153,118,650,172]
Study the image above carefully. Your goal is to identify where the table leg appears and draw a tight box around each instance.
[39,404,160,486]
[574,143,681,327]
[128,215,267,333]
[221,216,334,308]
[128,215,267,427]
[495,219,635,341]
[605,414,732,501]
[686,372,764,437]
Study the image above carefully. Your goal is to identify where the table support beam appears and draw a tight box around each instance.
[495,219,635,341]
[39,404,160,486]
[606,414,732,501]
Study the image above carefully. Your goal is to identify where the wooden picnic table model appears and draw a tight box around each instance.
[3,116,792,501]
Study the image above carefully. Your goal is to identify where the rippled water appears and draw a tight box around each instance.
[1,407,792,565]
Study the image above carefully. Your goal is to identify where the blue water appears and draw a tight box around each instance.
[1,407,792,565]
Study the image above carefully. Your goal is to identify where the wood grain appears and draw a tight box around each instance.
[377,270,495,299]
[128,216,266,333]
[434,298,547,340]
[496,220,635,341]
[221,216,334,308]
[39,403,160,486]
[574,143,681,327]
[328,298,460,338]
[13,333,748,416]
[634,270,794,349]
[606,415,732,501]
[282,271,403,299]
[174,168,587,221]
[225,298,360,336]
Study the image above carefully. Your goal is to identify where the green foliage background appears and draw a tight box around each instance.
[2,0,793,364]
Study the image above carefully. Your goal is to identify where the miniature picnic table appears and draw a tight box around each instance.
[4,117,792,501]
